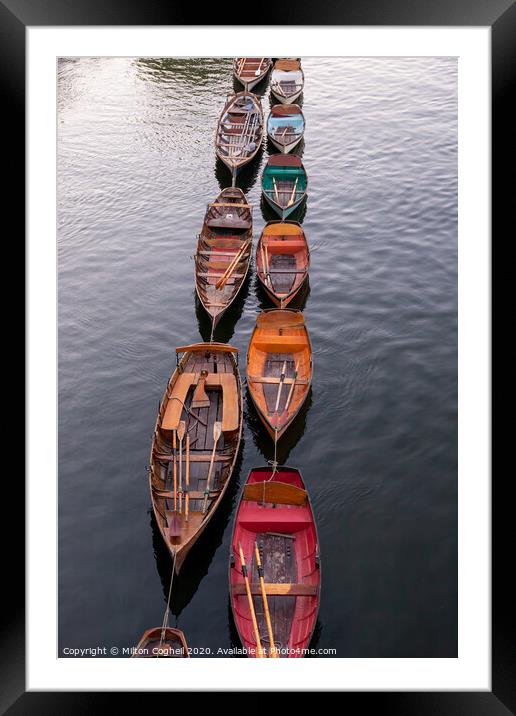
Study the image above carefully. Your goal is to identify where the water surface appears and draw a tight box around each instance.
[58,57,457,657]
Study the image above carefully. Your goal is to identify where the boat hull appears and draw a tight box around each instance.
[268,133,302,154]
[149,345,243,573]
[246,309,312,442]
[263,190,304,219]
[229,467,321,658]
[271,88,303,105]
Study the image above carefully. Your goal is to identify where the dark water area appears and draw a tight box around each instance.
[58,57,457,658]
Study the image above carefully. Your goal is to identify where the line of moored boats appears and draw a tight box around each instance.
[134,58,320,660]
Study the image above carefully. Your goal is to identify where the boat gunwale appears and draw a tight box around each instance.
[228,465,321,658]
[149,346,244,572]
[246,309,313,440]
[256,221,310,306]
[215,91,264,171]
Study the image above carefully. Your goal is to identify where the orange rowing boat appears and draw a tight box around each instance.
[247,310,312,440]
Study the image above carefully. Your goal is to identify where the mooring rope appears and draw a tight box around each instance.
[159,549,177,649]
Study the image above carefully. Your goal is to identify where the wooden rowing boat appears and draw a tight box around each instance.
[270,59,304,104]
[215,92,264,184]
[132,628,189,658]
[256,221,309,308]
[233,58,272,91]
[261,155,307,220]
[247,310,312,440]
[267,104,305,153]
[194,187,253,332]
[229,466,321,657]
[150,343,243,573]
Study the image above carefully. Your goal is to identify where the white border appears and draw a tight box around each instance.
[28,27,490,691]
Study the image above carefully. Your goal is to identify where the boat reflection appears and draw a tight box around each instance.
[260,193,307,225]
[232,74,270,99]
[150,441,244,618]
[214,147,264,194]
[254,273,311,313]
[244,384,313,465]
[269,92,304,110]
[135,57,232,86]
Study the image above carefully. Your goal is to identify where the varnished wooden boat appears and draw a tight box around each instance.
[233,58,272,91]
[194,187,253,332]
[230,467,320,658]
[150,343,243,573]
[215,92,264,183]
[247,310,312,440]
[261,155,307,219]
[270,59,304,104]
[132,628,189,658]
[267,104,305,153]
[256,221,309,308]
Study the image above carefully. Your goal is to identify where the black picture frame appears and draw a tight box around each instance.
[6,0,508,710]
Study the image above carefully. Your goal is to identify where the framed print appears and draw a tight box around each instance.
[4,0,511,709]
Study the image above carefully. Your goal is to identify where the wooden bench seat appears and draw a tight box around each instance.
[253,335,307,351]
[248,375,308,385]
[231,582,317,597]
[162,372,239,432]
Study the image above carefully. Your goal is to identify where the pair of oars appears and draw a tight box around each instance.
[271,360,300,417]
[238,541,278,658]
[215,238,251,291]
[260,241,273,289]
[171,421,190,520]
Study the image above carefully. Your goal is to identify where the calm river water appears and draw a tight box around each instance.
[58,57,457,658]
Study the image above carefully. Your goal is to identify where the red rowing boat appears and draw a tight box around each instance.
[229,467,320,658]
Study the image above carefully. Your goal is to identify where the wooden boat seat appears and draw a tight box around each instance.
[162,373,196,431]
[206,218,250,230]
[263,223,303,236]
[232,582,317,597]
[242,480,307,506]
[162,372,239,432]
[248,375,308,386]
[263,240,306,250]
[254,335,307,351]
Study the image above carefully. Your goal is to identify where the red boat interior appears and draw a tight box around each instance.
[230,468,320,657]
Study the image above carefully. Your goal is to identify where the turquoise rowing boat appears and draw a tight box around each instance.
[261,155,308,219]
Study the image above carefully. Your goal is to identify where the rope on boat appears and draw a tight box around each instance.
[209,317,215,343]
[159,549,177,651]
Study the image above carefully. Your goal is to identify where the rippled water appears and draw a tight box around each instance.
[58,57,457,657]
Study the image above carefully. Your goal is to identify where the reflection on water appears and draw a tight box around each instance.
[151,442,244,620]
[59,57,458,658]
[244,385,313,465]
[253,274,311,313]
[195,272,251,344]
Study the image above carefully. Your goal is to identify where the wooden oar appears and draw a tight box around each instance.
[172,430,177,512]
[261,242,272,288]
[272,176,279,202]
[177,421,185,513]
[215,238,251,290]
[238,542,265,658]
[287,177,299,206]
[254,542,278,657]
[202,421,222,513]
[283,360,300,414]
[185,434,190,522]
[273,361,287,414]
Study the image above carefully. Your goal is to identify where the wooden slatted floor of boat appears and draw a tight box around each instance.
[270,254,296,293]
[263,354,295,414]
[251,533,297,653]
[164,351,234,511]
